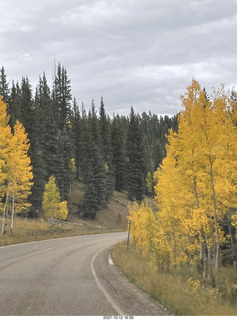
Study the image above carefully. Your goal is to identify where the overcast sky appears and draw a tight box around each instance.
[1,0,237,116]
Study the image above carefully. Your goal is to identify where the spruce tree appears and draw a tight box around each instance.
[0,67,10,103]
[82,143,107,219]
[125,107,146,201]
[19,77,34,136]
[111,115,126,191]
[8,81,21,128]
[81,103,107,218]
[29,74,52,215]
[99,97,114,199]
[52,63,72,130]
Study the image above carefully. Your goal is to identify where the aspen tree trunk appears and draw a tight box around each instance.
[209,155,219,287]
[228,225,236,263]
[1,187,9,236]
[205,234,212,281]
[203,241,207,282]
[194,175,208,279]
[193,176,200,208]
[10,194,15,235]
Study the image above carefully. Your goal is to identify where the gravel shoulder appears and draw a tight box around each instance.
[93,246,168,316]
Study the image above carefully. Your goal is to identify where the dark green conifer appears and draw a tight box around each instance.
[99,97,114,199]
[125,107,146,201]
[0,66,10,103]
[111,115,126,192]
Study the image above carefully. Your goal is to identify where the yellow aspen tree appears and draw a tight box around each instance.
[128,201,155,256]
[154,80,237,281]
[42,175,68,220]
[0,96,13,236]
[154,134,197,268]
[8,120,33,234]
[177,81,216,275]
[231,91,237,128]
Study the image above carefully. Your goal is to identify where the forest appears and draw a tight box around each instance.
[1,64,237,306]
[0,64,177,224]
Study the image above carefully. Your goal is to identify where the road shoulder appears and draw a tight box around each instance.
[93,246,168,316]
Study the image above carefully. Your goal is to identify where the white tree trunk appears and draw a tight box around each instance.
[10,194,15,235]
[1,187,9,236]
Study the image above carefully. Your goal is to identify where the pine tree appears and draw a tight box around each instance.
[71,98,81,180]
[111,115,126,191]
[52,63,72,130]
[8,81,21,128]
[82,144,107,219]
[0,67,10,103]
[29,74,50,215]
[19,77,34,136]
[125,107,146,201]
[81,104,107,219]
[99,97,114,199]
[51,63,73,199]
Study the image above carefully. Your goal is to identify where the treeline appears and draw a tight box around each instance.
[129,80,237,290]
[0,65,177,219]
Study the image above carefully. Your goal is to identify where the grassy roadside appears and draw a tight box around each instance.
[0,189,131,247]
[111,241,237,316]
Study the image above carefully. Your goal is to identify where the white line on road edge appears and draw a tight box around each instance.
[108,252,114,265]
[91,245,125,316]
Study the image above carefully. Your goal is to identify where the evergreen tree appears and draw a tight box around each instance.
[99,97,114,199]
[0,67,10,103]
[71,98,81,180]
[29,73,52,215]
[82,144,107,219]
[81,103,107,218]
[8,81,21,128]
[19,77,34,136]
[125,107,146,201]
[52,63,72,130]
[111,115,126,191]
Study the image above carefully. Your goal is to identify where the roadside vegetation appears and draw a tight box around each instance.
[112,241,237,316]
[112,80,237,316]
[0,188,130,247]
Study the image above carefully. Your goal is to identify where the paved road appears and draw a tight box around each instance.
[0,232,167,316]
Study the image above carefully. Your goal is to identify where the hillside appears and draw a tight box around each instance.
[0,187,136,247]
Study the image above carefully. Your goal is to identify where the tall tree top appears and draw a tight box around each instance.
[0,67,10,102]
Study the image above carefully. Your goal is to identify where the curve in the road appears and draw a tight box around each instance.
[0,232,167,316]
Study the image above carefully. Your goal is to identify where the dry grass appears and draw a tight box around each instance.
[0,188,132,247]
[112,241,237,316]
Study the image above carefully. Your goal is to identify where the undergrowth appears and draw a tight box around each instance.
[112,241,237,316]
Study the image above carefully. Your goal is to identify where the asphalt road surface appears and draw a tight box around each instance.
[0,232,167,316]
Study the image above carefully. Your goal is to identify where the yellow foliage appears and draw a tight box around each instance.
[56,201,68,221]
[129,80,237,273]
[128,201,156,255]
[104,163,109,172]
[42,176,68,220]
[69,158,76,173]
[8,120,33,213]
[187,277,201,291]
[0,96,12,196]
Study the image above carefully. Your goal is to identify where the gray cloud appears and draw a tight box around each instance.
[1,0,237,116]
